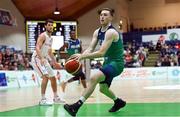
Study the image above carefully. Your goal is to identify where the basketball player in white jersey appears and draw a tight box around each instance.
[31,19,65,106]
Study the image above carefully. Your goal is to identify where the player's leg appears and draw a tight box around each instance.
[41,75,49,99]
[63,71,85,92]
[64,70,105,116]
[49,77,57,96]
[46,61,65,103]
[82,71,104,98]
[99,83,126,112]
[39,75,54,105]
[61,81,66,93]
[79,72,87,88]
[60,75,79,93]
[99,83,116,99]
[99,64,126,112]
[31,58,52,105]
[81,79,87,88]
[49,76,65,103]
[60,80,66,99]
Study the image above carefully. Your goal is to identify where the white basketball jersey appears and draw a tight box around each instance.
[32,32,53,59]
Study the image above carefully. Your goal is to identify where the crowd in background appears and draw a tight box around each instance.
[124,39,180,67]
[123,40,148,67]
[1,39,180,71]
[155,41,180,67]
[130,23,180,32]
[0,48,32,70]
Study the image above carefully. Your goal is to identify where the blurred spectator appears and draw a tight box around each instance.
[156,40,162,51]
[148,41,154,51]
[155,59,161,67]
[0,47,33,70]
[176,48,180,65]
[18,59,25,70]
[161,55,171,66]
[124,52,133,67]
[12,62,18,70]
[3,48,13,63]
[0,60,3,70]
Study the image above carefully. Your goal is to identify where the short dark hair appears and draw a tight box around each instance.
[98,8,115,16]
[45,19,54,25]
[69,29,76,34]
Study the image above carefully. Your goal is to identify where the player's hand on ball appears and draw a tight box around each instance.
[69,54,81,60]
[53,62,62,69]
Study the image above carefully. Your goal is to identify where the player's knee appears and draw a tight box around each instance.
[50,77,56,82]
[42,77,48,82]
[42,74,48,79]
[90,77,98,84]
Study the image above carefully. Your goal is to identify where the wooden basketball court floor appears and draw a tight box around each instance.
[1,77,180,116]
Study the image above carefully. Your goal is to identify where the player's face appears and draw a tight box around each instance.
[45,22,53,33]
[70,31,76,39]
[99,10,112,25]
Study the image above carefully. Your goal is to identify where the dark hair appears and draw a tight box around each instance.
[69,29,76,34]
[98,8,115,16]
[45,19,54,25]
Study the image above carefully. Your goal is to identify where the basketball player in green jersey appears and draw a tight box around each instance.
[64,8,126,116]
[62,30,87,92]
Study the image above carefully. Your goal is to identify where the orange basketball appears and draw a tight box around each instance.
[65,59,82,75]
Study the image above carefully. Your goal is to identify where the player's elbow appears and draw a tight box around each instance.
[35,46,40,51]
[98,50,105,57]
[36,46,42,52]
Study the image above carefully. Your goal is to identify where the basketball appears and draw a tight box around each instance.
[65,59,82,75]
